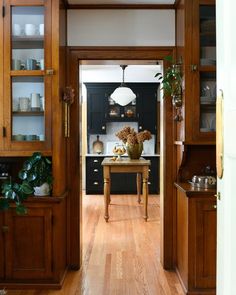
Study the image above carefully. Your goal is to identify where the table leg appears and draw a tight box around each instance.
[104,178,110,222]
[108,178,111,204]
[142,178,148,221]
[137,173,141,203]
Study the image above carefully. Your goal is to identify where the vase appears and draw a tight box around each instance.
[34,183,50,196]
[126,142,143,159]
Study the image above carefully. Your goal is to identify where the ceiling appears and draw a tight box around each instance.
[68,0,175,5]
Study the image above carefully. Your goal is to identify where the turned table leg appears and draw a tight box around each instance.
[137,173,141,203]
[104,178,110,222]
[142,177,148,221]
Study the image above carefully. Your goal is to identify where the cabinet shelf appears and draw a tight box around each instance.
[13,111,44,116]
[199,65,216,72]
[12,35,44,49]
[10,70,44,76]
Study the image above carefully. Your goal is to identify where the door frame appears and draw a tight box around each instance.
[67,46,176,269]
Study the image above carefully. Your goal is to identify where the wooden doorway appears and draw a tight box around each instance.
[67,46,176,270]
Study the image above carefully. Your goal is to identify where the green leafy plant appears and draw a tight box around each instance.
[0,152,52,215]
[155,56,183,98]
[18,152,52,188]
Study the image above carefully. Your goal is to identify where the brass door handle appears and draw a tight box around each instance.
[214,192,221,201]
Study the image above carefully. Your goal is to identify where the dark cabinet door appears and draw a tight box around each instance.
[86,83,108,134]
[136,85,158,134]
[0,213,4,279]
[193,199,216,289]
[4,207,53,280]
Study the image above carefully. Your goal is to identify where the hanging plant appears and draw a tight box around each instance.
[155,56,183,107]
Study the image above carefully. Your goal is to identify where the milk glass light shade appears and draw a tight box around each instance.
[110,65,136,106]
[110,86,136,106]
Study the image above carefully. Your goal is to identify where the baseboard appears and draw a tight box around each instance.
[0,267,68,290]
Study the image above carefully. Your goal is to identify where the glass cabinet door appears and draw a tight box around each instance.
[198,4,216,138]
[3,1,51,152]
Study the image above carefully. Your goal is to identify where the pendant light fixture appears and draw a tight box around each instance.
[110,65,136,106]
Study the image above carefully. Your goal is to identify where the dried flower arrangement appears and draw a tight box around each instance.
[115,126,152,145]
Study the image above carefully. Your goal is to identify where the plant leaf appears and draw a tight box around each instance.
[23,160,32,171]
[21,182,34,195]
[16,203,27,215]
[18,170,27,180]
[164,55,173,62]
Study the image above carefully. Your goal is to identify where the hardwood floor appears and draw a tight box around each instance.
[6,194,184,295]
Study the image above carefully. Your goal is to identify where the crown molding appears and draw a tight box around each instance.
[67,3,175,9]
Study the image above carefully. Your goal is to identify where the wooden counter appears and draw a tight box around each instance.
[175,182,216,295]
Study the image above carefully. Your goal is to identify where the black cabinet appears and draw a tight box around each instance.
[86,156,160,195]
[136,84,158,134]
[85,83,109,134]
[85,83,158,134]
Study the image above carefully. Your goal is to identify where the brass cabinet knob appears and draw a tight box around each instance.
[93,159,98,163]
[213,205,217,209]
[93,182,99,185]
[93,169,98,172]
[102,126,106,130]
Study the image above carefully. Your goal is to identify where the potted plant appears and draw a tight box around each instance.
[115,126,152,159]
[0,152,52,215]
[155,56,183,107]
[18,152,52,196]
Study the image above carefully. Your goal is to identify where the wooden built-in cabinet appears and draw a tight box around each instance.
[176,0,216,144]
[175,183,216,295]
[1,0,52,154]
[0,0,68,288]
[0,197,67,286]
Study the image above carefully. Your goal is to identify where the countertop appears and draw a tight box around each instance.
[174,182,216,197]
[86,154,160,157]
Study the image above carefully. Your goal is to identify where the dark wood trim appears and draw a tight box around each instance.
[67,4,175,10]
[61,0,69,9]
[67,46,176,270]
[174,0,181,8]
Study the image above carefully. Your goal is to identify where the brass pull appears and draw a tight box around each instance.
[148,182,151,185]
[2,226,9,233]
[93,159,98,163]
[213,205,217,209]
[94,169,98,172]
[93,182,99,185]
[191,64,198,71]
[214,192,221,201]
[46,69,54,75]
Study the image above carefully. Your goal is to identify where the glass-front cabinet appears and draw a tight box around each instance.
[193,1,216,142]
[3,0,51,152]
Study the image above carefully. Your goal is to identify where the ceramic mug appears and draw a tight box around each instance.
[12,59,22,70]
[12,99,19,111]
[26,59,37,70]
[12,24,21,36]
[39,134,45,141]
[39,24,44,36]
[25,24,36,36]
[19,97,29,111]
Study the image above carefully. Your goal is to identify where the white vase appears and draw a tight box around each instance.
[34,183,50,196]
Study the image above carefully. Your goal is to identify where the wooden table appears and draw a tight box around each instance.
[101,157,151,222]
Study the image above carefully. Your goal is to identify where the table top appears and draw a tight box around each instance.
[102,157,151,166]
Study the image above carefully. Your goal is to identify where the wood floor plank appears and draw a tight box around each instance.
[6,194,184,295]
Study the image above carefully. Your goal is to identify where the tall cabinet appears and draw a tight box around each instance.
[176,1,216,294]
[0,0,68,288]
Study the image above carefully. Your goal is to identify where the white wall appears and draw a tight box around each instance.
[67,9,175,46]
[216,0,236,294]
